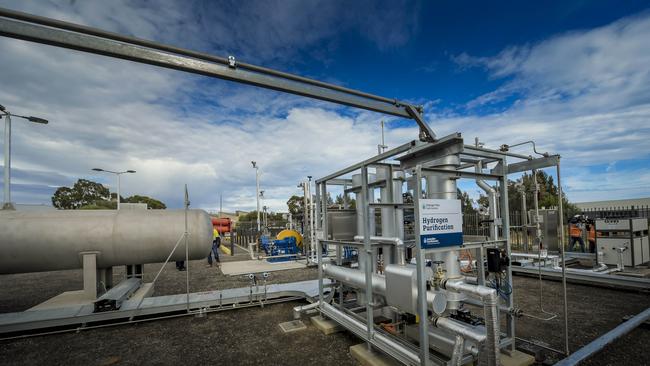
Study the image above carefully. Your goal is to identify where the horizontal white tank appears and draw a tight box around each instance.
[0,209,213,274]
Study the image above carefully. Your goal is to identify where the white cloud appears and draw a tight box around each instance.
[444,12,650,201]
[1,1,649,213]
[0,0,422,212]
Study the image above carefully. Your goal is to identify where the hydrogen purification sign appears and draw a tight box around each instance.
[418,199,463,249]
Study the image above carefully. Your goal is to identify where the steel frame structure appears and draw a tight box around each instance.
[314,136,564,365]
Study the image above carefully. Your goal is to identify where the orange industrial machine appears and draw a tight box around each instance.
[212,217,232,234]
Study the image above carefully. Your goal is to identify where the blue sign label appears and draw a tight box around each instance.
[418,199,463,249]
[420,232,464,249]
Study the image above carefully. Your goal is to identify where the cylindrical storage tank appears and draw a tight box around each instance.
[211,217,232,233]
[0,209,213,274]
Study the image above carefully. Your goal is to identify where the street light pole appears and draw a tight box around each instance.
[117,173,121,210]
[3,113,11,209]
[91,168,136,210]
[1,104,49,210]
[252,161,260,232]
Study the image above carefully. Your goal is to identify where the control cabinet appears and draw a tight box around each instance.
[596,218,649,267]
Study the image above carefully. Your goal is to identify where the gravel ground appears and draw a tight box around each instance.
[0,255,648,365]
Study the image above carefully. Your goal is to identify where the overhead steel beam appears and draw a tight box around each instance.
[405,104,436,141]
[421,167,503,181]
[0,7,399,107]
[397,133,464,169]
[463,145,531,161]
[0,6,440,141]
[316,141,415,183]
[325,178,354,186]
[503,155,560,174]
[0,17,410,118]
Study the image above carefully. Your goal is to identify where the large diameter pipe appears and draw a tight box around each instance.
[0,209,213,274]
[434,317,487,343]
[405,324,480,358]
[443,279,500,366]
[323,263,446,314]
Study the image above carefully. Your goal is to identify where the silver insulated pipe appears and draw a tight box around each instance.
[443,279,501,366]
[425,154,465,310]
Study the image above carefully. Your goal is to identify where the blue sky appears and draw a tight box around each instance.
[0,0,649,211]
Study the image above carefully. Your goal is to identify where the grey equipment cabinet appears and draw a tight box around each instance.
[596,218,649,267]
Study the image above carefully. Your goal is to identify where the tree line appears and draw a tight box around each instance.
[52,179,166,209]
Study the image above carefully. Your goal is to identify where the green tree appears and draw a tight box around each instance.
[80,200,116,210]
[52,179,110,209]
[457,188,477,214]
[287,195,304,218]
[123,195,167,209]
[477,171,579,219]
[237,211,260,222]
[334,193,356,209]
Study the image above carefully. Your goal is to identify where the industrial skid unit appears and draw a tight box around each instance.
[313,134,562,366]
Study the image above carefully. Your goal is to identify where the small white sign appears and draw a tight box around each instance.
[418,199,463,249]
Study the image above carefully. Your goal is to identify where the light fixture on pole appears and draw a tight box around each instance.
[307,175,315,261]
[251,161,260,232]
[1,104,49,210]
[91,168,136,210]
[263,205,268,230]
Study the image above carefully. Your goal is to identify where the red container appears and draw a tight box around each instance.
[211,217,232,234]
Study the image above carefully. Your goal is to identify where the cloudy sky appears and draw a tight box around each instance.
[0,0,649,212]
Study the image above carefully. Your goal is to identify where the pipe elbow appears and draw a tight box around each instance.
[442,278,497,301]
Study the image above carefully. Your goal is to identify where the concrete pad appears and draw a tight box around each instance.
[350,344,400,366]
[311,315,343,335]
[279,319,307,333]
[220,259,306,276]
[501,349,535,366]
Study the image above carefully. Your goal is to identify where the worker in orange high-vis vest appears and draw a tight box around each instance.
[568,215,585,252]
[586,218,597,253]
